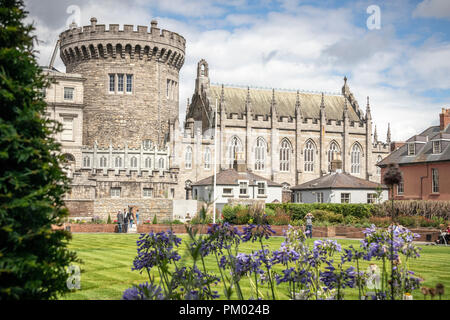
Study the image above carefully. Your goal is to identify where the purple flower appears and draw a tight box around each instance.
[122,282,164,300]
[242,223,275,243]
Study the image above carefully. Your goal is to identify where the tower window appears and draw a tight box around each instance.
[126,74,133,93]
[109,74,115,92]
[117,74,124,92]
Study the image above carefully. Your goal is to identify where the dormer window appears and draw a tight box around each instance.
[432,141,441,154]
[407,143,415,156]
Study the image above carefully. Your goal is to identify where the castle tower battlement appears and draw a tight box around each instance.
[60,18,185,70]
[59,18,185,149]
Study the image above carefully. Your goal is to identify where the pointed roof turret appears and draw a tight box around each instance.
[374,125,378,143]
[387,123,391,144]
[271,88,277,115]
[245,86,252,114]
[320,92,326,120]
[366,96,372,120]
[295,90,302,118]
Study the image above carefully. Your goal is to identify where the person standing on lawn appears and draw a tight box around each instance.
[305,212,314,238]
[117,210,124,233]
[129,206,134,228]
[123,208,129,233]
[136,209,140,225]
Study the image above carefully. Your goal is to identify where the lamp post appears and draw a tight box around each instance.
[213,97,218,224]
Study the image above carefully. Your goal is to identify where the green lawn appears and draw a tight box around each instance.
[61,233,450,300]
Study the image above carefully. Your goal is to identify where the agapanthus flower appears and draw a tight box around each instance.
[205,222,242,252]
[242,223,275,243]
[122,282,164,300]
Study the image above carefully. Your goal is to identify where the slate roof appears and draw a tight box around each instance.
[209,85,361,122]
[291,172,387,190]
[192,168,282,187]
[378,125,450,167]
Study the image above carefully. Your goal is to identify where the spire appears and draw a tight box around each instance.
[342,75,350,96]
[245,86,251,113]
[271,88,277,114]
[320,92,326,119]
[220,84,225,103]
[386,123,391,144]
[343,96,349,119]
[374,125,378,143]
[366,96,372,120]
[295,90,302,118]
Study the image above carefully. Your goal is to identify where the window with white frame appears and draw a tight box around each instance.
[407,143,415,156]
[328,141,340,172]
[99,156,107,168]
[204,147,211,169]
[126,74,133,93]
[117,74,124,92]
[432,168,439,193]
[367,193,377,204]
[255,137,266,171]
[397,180,404,195]
[351,144,361,174]
[341,193,350,203]
[257,182,266,195]
[432,141,441,154]
[130,156,138,168]
[109,74,115,92]
[239,181,248,195]
[304,140,315,172]
[143,140,152,149]
[82,156,91,168]
[115,156,122,168]
[296,192,302,203]
[316,192,324,203]
[223,188,233,196]
[143,188,153,198]
[144,157,151,169]
[185,146,192,169]
[280,139,291,172]
[110,187,121,198]
[159,158,165,170]
[61,117,74,141]
[64,87,74,100]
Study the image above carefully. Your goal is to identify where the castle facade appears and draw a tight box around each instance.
[45,18,390,221]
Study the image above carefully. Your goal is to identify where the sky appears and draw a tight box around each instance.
[24,0,450,142]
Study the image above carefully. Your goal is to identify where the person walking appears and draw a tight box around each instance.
[305,212,314,239]
[117,210,124,233]
[123,208,129,233]
[128,206,134,228]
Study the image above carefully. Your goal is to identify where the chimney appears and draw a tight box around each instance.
[233,151,246,172]
[330,152,343,173]
[440,108,450,131]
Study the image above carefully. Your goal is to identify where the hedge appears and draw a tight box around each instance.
[266,203,375,220]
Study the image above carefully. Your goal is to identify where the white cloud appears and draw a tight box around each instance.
[413,0,450,19]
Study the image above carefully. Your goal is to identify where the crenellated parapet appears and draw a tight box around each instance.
[59,18,185,71]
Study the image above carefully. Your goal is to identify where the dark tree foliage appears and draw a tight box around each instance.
[0,0,78,299]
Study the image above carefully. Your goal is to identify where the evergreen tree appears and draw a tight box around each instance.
[0,0,78,299]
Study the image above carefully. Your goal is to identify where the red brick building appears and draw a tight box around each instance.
[378,108,450,200]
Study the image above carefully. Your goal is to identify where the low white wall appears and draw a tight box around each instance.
[173,199,198,221]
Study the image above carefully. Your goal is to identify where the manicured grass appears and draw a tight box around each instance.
[61,233,450,300]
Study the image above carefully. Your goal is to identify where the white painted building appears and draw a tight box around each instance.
[291,171,388,204]
[191,161,283,212]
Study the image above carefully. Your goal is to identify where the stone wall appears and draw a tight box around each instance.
[65,199,95,217]
[94,198,173,222]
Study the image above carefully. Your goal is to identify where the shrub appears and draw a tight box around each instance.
[266,203,374,220]
[107,214,112,224]
[235,206,250,225]
[222,204,237,223]
[152,215,158,224]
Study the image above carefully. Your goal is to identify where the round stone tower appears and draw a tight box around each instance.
[59,18,185,148]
